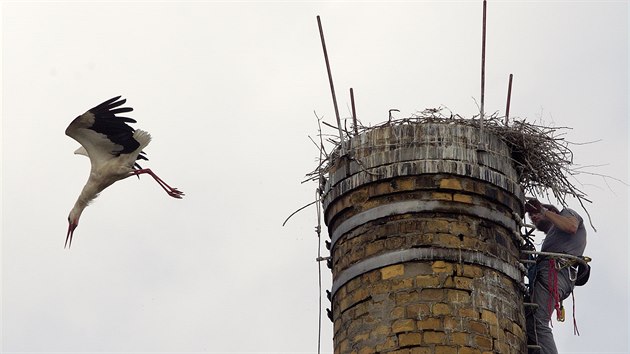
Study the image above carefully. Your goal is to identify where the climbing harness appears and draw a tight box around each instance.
[523,251,591,333]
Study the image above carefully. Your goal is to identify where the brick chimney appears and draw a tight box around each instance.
[322,123,527,354]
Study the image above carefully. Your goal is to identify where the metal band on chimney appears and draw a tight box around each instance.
[331,247,523,297]
[330,200,518,249]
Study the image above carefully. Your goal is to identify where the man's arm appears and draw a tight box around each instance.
[543,209,579,234]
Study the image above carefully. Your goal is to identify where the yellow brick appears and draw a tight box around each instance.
[381,264,405,279]
[443,316,460,331]
[423,331,446,344]
[417,317,442,331]
[407,303,431,318]
[489,324,500,338]
[432,303,452,316]
[391,278,414,291]
[473,335,493,350]
[450,332,468,345]
[352,287,370,303]
[432,260,453,273]
[416,274,440,287]
[427,219,451,233]
[399,332,422,346]
[494,341,509,354]
[346,277,362,292]
[435,346,457,354]
[419,288,444,301]
[511,321,524,338]
[390,306,406,320]
[392,318,416,333]
[462,265,483,278]
[454,276,473,290]
[371,281,392,294]
[396,291,421,304]
[432,192,453,201]
[458,307,480,319]
[463,237,483,250]
[439,178,462,190]
[386,236,405,249]
[437,234,463,248]
[365,240,385,256]
[396,178,415,191]
[447,289,470,303]
[481,310,499,326]
[468,320,489,335]
[459,347,482,354]
[372,182,393,196]
[444,276,455,287]
[453,193,473,203]
[449,222,470,236]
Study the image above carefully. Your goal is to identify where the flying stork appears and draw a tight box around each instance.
[65,96,184,248]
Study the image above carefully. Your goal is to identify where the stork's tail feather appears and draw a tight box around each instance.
[133,130,152,150]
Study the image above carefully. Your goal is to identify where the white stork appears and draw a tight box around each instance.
[65,96,184,248]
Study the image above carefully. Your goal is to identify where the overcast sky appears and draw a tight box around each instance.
[1,1,628,353]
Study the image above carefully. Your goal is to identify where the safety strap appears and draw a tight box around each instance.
[572,291,580,336]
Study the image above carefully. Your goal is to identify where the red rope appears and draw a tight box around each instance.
[547,259,561,326]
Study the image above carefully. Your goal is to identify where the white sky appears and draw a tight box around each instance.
[1,1,628,353]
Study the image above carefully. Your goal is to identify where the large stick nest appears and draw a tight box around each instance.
[307,107,595,228]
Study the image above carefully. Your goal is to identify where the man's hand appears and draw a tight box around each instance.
[525,199,544,214]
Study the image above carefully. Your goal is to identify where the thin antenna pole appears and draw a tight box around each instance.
[350,88,358,135]
[315,187,323,354]
[480,0,487,134]
[317,15,346,155]
[505,73,513,126]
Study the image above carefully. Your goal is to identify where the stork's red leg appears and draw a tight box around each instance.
[131,169,184,198]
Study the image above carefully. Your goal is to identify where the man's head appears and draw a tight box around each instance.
[525,200,559,233]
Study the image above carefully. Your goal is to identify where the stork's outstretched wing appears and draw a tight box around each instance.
[66,96,148,169]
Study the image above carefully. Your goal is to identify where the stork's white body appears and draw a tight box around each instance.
[69,129,150,210]
[65,96,183,248]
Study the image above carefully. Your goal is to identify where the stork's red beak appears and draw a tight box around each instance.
[66,221,78,248]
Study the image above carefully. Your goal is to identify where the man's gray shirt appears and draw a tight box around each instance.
[541,208,587,256]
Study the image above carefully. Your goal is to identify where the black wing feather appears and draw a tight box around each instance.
[87,96,140,156]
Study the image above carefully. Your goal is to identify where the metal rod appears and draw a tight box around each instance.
[350,88,358,135]
[317,15,346,155]
[521,250,591,267]
[505,73,513,125]
[480,0,487,134]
